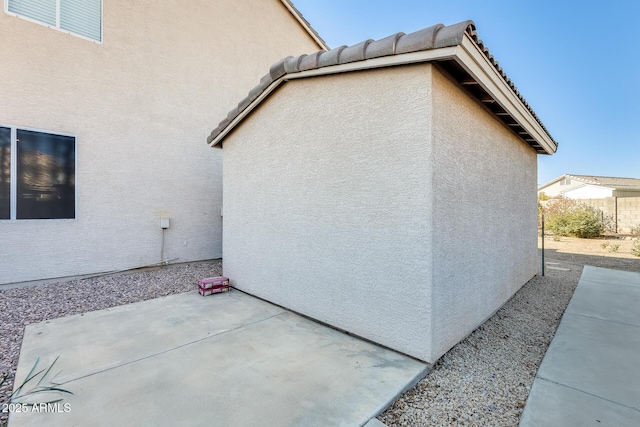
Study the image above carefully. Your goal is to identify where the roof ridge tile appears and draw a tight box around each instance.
[208,20,557,150]
[364,32,405,59]
[298,51,323,71]
[317,45,347,67]
[338,39,374,64]
[433,20,475,48]
[269,56,292,80]
[395,24,444,54]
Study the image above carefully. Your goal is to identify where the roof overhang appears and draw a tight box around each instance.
[208,21,557,155]
[538,174,571,190]
[279,0,329,51]
[455,34,557,155]
[539,173,640,192]
[208,35,556,154]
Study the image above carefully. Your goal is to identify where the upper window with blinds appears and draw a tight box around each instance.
[5,0,102,42]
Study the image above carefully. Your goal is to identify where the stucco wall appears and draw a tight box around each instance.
[430,68,539,360]
[539,178,584,198]
[223,64,435,360]
[0,0,320,284]
[564,185,613,199]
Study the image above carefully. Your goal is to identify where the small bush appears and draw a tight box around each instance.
[608,244,620,253]
[542,198,603,238]
[632,241,640,257]
[630,225,640,236]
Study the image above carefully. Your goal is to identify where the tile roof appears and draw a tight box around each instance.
[280,0,328,50]
[567,175,640,189]
[208,20,556,152]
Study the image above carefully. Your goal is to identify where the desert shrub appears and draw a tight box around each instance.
[630,225,640,236]
[632,241,640,257]
[600,242,620,253]
[542,198,603,238]
[601,213,616,234]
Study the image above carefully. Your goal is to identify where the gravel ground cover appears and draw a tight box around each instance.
[1,240,637,427]
[0,260,221,426]
[379,242,639,427]
[379,264,581,426]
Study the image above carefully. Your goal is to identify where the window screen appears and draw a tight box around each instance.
[7,0,56,26]
[60,0,101,42]
[0,127,10,219]
[7,0,102,42]
[16,129,75,219]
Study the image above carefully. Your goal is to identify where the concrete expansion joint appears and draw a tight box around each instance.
[59,310,286,386]
[536,376,640,413]
[565,312,640,329]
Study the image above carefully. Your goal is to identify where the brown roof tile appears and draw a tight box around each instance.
[208,20,555,150]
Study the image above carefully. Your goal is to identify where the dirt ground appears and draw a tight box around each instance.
[539,235,640,272]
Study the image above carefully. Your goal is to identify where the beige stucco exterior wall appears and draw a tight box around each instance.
[564,185,613,199]
[539,178,586,198]
[222,64,435,361]
[430,68,539,361]
[0,0,321,285]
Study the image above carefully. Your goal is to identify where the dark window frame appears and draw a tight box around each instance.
[0,124,77,221]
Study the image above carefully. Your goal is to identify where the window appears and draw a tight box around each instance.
[6,0,102,42]
[0,127,9,219]
[0,126,76,220]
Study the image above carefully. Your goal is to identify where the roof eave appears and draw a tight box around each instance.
[456,35,557,155]
[208,47,459,148]
[209,34,557,154]
[538,174,570,190]
[279,0,329,51]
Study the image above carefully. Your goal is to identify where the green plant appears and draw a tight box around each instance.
[542,198,603,238]
[607,244,620,253]
[1,357,72,407]
[632,240,640,257]
[553,235,561,242]
[630,225,640,236]
[600,243,609,249]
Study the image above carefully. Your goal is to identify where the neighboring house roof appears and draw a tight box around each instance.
[207,20,557,155]
[539,174,640,191]
[280,0,329,51]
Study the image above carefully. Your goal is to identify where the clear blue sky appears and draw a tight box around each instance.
[292,0,640,185]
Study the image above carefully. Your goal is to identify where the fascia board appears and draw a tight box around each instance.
[285,47,458,80]
[457,35,557,155]
[279,0,329,51]
[538,174,569,190]
[209,79,285,147]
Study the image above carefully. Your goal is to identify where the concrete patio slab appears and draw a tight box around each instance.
[364,418,389,427]
[534,313,640,409]
[565,268,640,326]
[521,378,640,426]
[520,265,640,426]
[13,291,285,383]
[10,290,427,427]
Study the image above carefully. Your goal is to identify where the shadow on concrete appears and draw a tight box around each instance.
[539,248,640,273]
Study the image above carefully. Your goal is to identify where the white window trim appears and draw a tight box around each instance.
[3,0,103,44]
[0,123,78,221]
